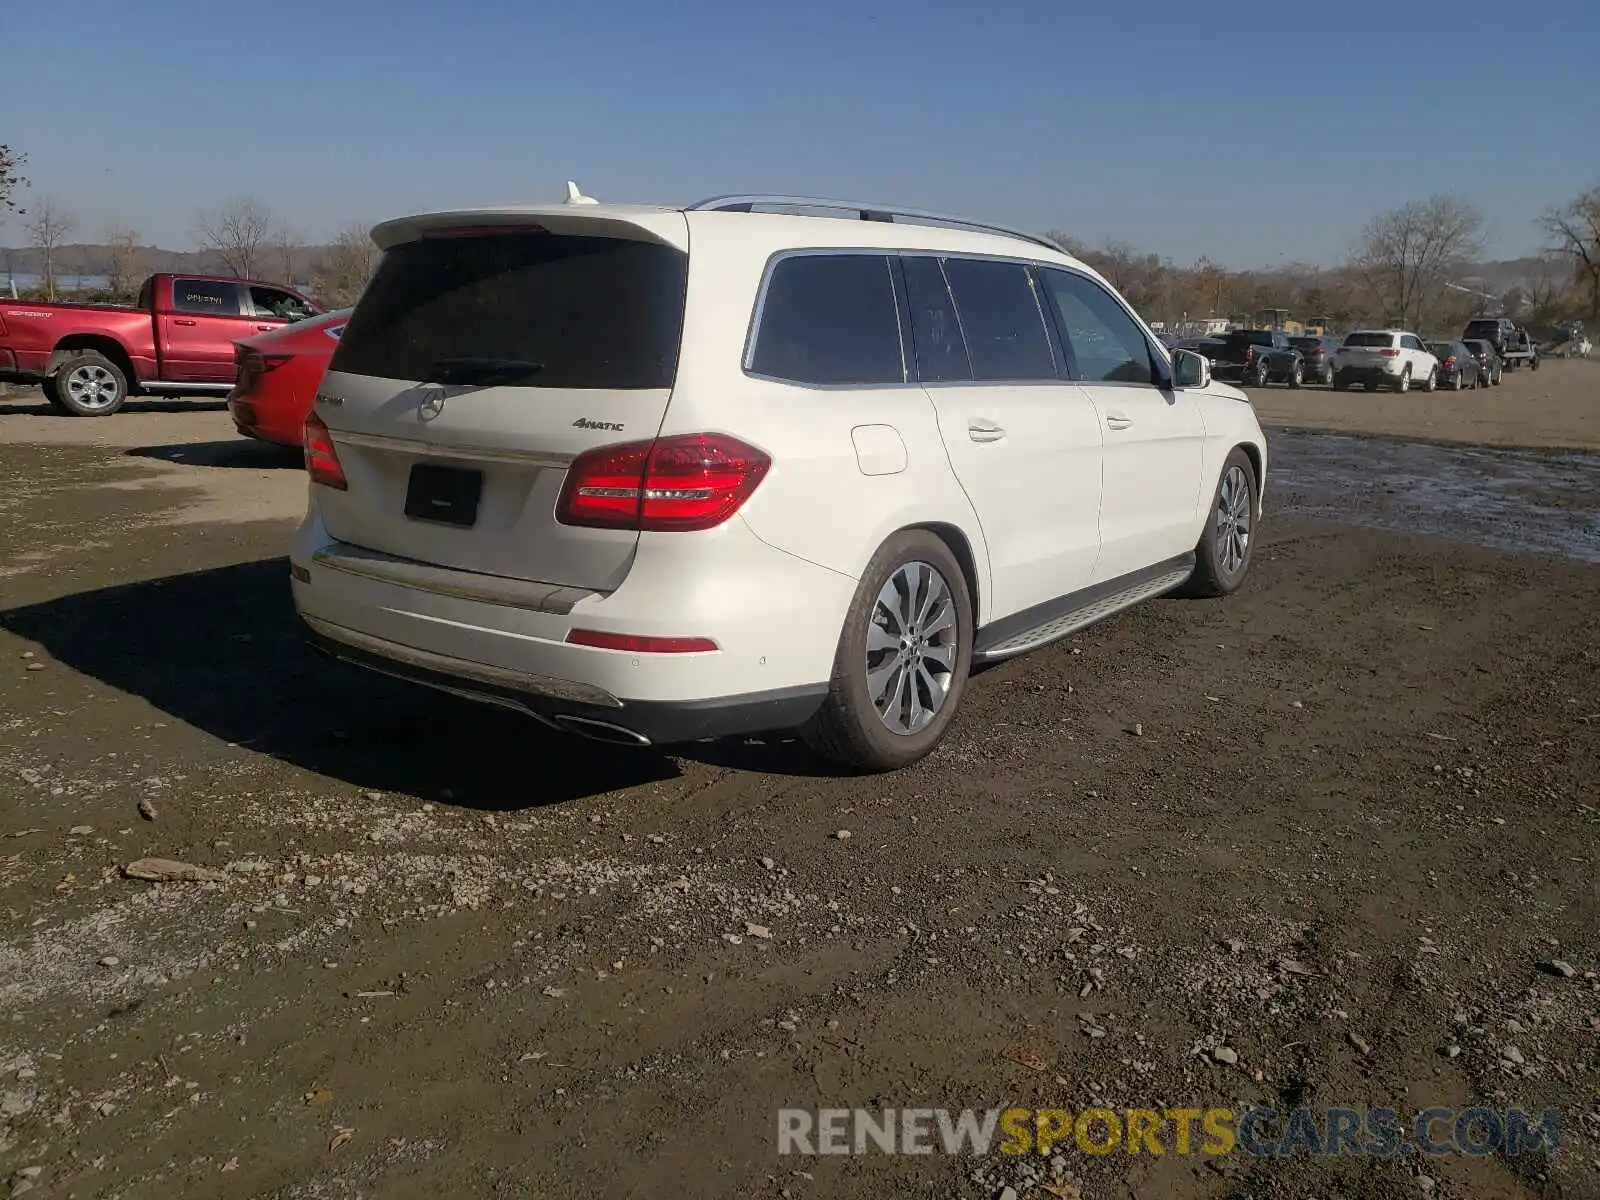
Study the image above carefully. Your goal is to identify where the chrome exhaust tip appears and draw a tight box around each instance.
[552,714,652,747]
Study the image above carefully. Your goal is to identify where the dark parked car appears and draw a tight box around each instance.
[1461,338,1503,386]
[1462,317,1518,357]
[1427,341,1483,390]
[1197,329,1306,387]
[1289,335,1340,385]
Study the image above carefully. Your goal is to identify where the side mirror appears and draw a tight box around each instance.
[1173,348,1210,390]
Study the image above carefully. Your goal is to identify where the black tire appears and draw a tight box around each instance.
[1393,367,1412,394]
[40,374,70,413]
[1287,359,1304,389]
[1530,356,1541,372]
[800,530,974,772]
[1421,366,1437,393]
[1321,363,1336,386]
[1452,370,1464,391]
[1252,358,1271,387]
[50,351,129,416]
[1179,447,1258,599]
[1332,372,1350,392]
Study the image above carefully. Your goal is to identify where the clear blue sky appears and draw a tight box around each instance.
[6,0,1597,266]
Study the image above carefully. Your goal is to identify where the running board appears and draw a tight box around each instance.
[141,381,233,393]
[972,553,1195,662]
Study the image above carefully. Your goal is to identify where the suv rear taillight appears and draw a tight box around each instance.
[557,433,771,532]
[1378,348,1400,357]
[303,413,348,490]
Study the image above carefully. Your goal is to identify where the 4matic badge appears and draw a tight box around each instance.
[572,417,625,432]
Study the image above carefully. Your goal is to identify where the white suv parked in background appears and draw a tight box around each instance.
[1333,330,1440,393]
[290,188,1267,771]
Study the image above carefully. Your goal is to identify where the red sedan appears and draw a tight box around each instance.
[228,307,352,446]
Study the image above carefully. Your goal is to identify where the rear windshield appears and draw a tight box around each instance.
[1428,343,1454,356]
[331,230,688,389]
[1289,337,1321,351]
[1342,332,1394,348]
[1225,331,1275,346]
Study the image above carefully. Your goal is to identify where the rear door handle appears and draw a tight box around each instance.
[254,324,274,331]
[967,418,1006,443]
[1105,412,1134,430]
[173,319,197,327]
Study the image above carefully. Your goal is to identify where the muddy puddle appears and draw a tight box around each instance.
[1270,431,1600,563]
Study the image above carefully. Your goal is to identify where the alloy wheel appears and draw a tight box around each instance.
[866,562,959,735]
[65,364,122,412]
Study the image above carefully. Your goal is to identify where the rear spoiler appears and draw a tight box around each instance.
[370,208,689,253]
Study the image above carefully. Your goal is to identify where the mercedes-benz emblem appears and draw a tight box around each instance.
[418,387,446,423]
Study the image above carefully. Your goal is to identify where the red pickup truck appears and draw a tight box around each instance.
[0,273,322,416]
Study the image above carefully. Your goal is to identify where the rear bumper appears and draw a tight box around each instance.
[288,506,853,742]
[1334,363,1402,384]
[303,617,825,744]
[229,394,306,448]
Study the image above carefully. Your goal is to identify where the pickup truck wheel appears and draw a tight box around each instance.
[1287,360,1304,388]
[54,352,129,416]
[40,374,71,413]
[1252,358,1271,387]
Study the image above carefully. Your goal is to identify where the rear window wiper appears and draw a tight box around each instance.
[425,357,546,386]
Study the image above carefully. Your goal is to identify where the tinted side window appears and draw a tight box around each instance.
[940,258,1056,382]
[899,255,971,382]
[1037,269,1156,385]
[749,254,904,385]
[173,279,240,316]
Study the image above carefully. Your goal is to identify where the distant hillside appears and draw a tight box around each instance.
[0,243,1561,290]
[0,242,334,278]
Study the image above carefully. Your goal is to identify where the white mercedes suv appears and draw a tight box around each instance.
[290,188,1267,771]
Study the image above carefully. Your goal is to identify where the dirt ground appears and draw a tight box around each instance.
[1,384,1598,1200]
[1246,358,1600,451]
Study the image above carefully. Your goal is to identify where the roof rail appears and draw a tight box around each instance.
[686,194,1065,254]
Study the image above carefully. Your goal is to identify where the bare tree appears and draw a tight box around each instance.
[309,224,379,308]
[102,223,145,297]
[1540,187,1600,319]
[273,224,302,287]
[26,197,78,300]
[195,197,273,279]
[0,143,26,215]
[1347,197,1485,332]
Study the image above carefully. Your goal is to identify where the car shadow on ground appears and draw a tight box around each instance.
[125,441,303,470]
[0,398,229,417]
[2,559,849,808]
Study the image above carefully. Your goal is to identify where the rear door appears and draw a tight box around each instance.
[312,214,690,593]
[158,278,256,380]
[910,254,1103,619]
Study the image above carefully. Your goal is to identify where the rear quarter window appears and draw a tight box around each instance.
[747,253,905,385]
[331,231,689,389]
